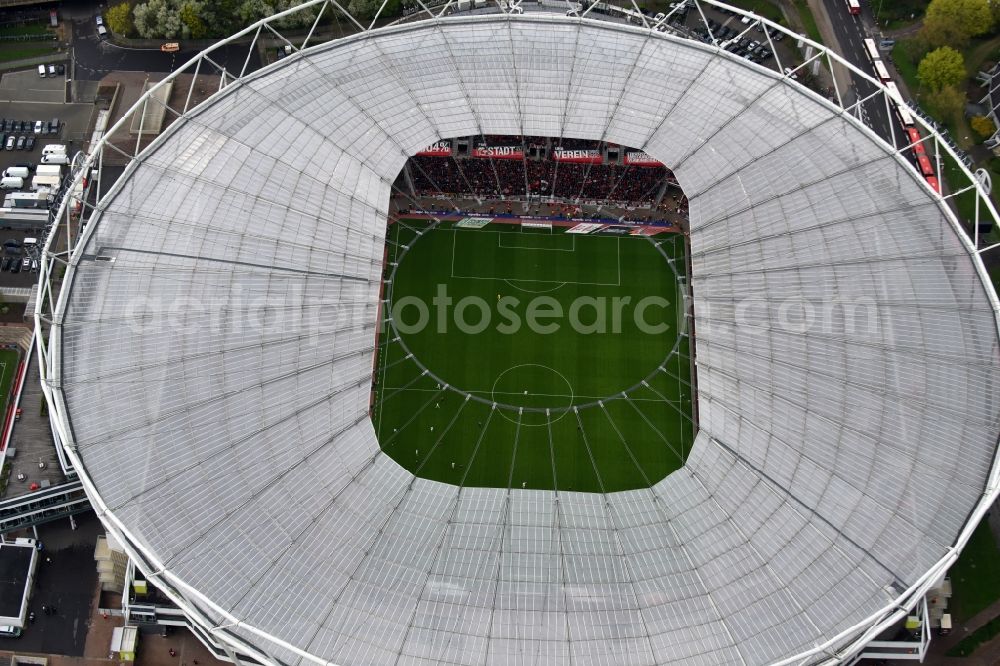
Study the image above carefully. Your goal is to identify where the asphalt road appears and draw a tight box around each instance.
[821,0,898,145]
[68,13,261,82]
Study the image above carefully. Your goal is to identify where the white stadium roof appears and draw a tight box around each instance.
[39,3,1000,665]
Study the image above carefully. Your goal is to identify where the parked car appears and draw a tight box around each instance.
[47,64,56,77]
[10,259,19,273]
[25,136,35,151]
[5,135,15,151]
[21,258,30,271]
[97,25,108,38]
[16,136,26,150]
[95,15,103,25]
[1,258,11,272]
[48,118,59,134]
[56,64,65,75]
[33,120,43,134]
[20,120,29,132]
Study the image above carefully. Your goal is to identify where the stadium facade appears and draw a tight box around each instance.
[36,1,1000,664]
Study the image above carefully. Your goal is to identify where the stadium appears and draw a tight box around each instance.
[34,0,1000,664]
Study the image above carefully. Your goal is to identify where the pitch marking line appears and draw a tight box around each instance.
[449,228,621,286]
[382,386,683,404]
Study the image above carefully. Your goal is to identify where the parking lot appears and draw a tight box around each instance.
[0,231,45,287]
[0,68,66,105]
[0,75,97,292]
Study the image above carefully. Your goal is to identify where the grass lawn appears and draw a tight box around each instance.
[948,520,1000,622]
[0,23,52,39]
[790,0,821,43]
[947,612,1000,657]
[372,219,693,492]
[891,40,921,94]
[0,45,55,64]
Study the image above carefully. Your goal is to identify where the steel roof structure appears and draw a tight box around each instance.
[36,1,1000,664]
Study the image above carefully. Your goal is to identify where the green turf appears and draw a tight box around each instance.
[0,348,20,409]
[948,520,1000,622]
[372,220,693,492]
[947,612,1000,657]
[0,45,54,64]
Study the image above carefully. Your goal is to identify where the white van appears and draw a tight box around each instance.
[0,176,24,189]
[2,167,29,179]
[42,144,66,155]
[37,64,46,78]
[41,153,68,165]
[97,25,108,38]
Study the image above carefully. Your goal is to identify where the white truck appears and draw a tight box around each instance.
[35,164,62,177]
[5,192,50,209]
[31,175,61,191]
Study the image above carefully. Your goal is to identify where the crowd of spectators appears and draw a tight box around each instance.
[409,152,672,205]
[551,137,602,150]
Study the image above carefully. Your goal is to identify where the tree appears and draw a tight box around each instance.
[920,0,993,49]
[132,0,184,38]
[971,115,997,138]
[347,0,381,20]
[924,84,966,119]
[106,1,133,36]
[918,46,966,91]
[179,1,209,38]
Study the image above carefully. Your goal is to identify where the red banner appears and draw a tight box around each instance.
[624,151,663,167]
[552,148,603,164]
[472,145,523,159]
[416,140,452,157]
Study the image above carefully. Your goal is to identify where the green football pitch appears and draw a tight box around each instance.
[372,220,694,493]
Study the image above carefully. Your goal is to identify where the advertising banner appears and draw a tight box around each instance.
[552,148,603,164]
[472,145,524,159]
[623,151,663,166]
[415,141,453,157]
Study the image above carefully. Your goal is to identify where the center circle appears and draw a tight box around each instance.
[490,363,574,425]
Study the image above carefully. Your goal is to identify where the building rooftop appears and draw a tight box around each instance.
[43,9,1000,666]
[0,539,36,624]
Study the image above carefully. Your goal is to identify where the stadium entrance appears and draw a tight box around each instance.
[371,136,696,493]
